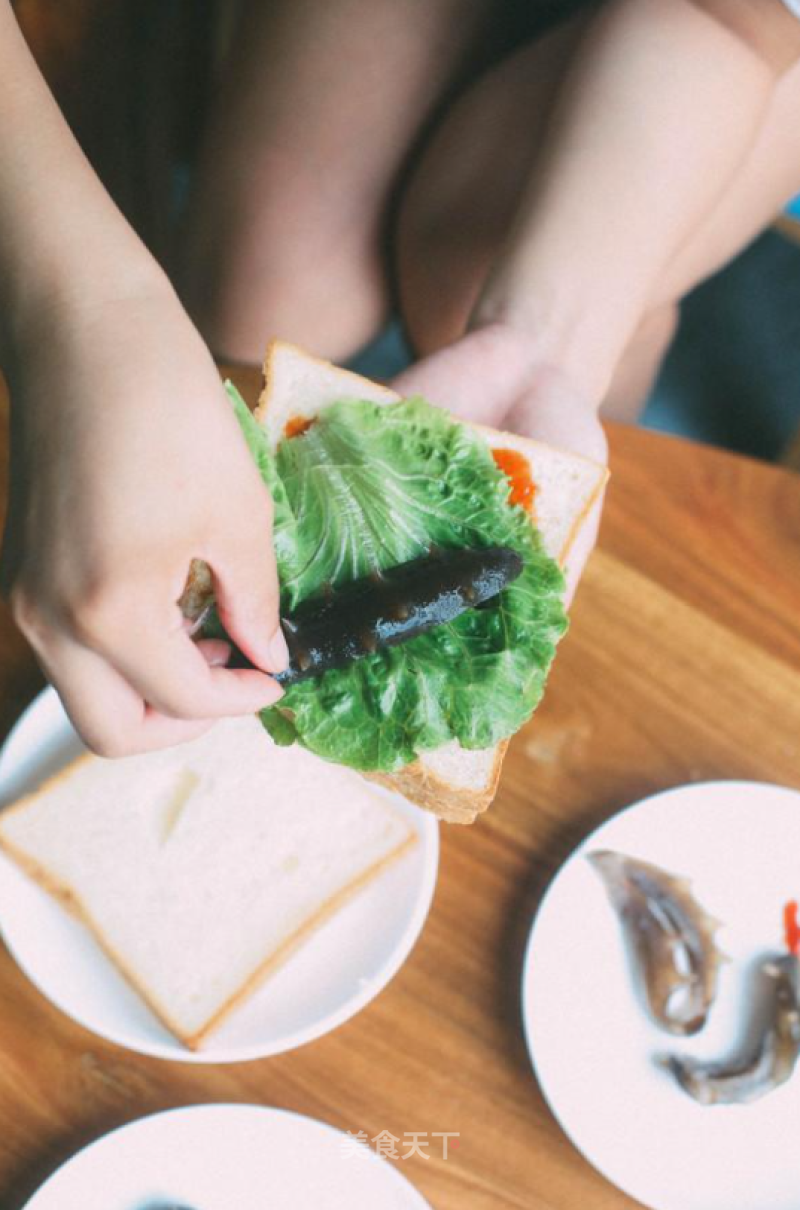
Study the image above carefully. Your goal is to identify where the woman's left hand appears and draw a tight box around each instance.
[392,323,608,601]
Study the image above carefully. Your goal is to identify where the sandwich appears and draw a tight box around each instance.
[184,342,607,824]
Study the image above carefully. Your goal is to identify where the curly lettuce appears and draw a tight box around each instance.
[226,382,567,772]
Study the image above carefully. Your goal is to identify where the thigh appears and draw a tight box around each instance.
[395,16,590,355]
[652,60,800,308]
[187,0,503,360]
[397,24,800,357]
[219,0,495,198]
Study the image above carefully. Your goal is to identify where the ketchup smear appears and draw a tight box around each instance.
[784,900,800,955]
[284,415,315,438]
[492,448,537,511]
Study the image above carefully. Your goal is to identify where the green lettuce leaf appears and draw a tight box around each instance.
[225,382,306,586]
[227,383,567,772]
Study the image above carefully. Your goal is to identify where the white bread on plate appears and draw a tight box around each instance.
[251,341,607,824]
[0,716,415,1049]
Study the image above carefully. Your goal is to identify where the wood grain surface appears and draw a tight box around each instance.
[1,366,800,1208]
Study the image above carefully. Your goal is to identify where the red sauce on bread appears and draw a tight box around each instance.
[785,900,800,955]
[284,415,315,438]
[492,448,537,511]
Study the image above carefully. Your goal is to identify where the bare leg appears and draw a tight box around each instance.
[396,20,590,357]
[396,21,800,418]
[182,0,496,364]
[604,304,678,423]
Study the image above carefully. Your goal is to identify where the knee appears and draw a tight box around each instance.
[185,184,391,364]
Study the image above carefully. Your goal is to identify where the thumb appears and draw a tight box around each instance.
[391,325,535,426]
[503,365,607,464]
[561,491,604,606]
[503,366,608,604]
[210,529,289,674]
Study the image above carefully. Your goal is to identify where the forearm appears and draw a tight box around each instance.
[0,2,166,364]
[473,0,800,403]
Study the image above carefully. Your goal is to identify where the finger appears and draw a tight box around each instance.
[562,486,605,606]
[392,327,534,425]
[502,367,608,602]
[210,528,289,674]
[105,611,284,720]
[503,365,608,464]
[33,636,216,757]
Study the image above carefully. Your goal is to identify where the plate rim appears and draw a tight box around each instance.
[0,687,439,1064]
[521,777,800,1210]
[21,1101,433,1209]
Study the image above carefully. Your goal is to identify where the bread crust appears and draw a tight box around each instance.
[186,829,416,1048]
[0,752,96,822]
[365,742,508,825]
[0,804,417,1050]
[256,338,398,428]
[558,466,607,567]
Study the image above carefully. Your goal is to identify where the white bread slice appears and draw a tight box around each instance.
[0,716,415,1049]
[256,348,398,446]
[254,341,607,823]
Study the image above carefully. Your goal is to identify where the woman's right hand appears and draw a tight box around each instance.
[1,278,287,756]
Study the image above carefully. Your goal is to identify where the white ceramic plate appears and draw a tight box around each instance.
[0,688,438,1063]
[523,780,800,1210]
[22,1103,433,1209]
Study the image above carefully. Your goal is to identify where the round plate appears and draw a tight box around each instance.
[523,780,800,1210]
[22,1103,432,1209]
[0,689,438,1063]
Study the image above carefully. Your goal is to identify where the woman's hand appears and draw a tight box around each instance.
[393,323,608,599]
[1,279,286,756]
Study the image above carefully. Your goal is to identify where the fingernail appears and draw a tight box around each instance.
[268,626,290,672]
[208,644,232,667]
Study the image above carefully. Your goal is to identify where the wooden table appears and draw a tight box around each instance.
[1,370,800,1209]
